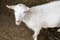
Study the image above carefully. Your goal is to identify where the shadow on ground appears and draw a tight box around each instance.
[0,0,60,40]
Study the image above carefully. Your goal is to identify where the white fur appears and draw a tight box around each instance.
[6,1,60,40]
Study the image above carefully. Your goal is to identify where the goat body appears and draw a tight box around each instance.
[23,1,60,40]
[6,1,60,40]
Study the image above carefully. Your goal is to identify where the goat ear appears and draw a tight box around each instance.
[26,7,31,13]
[6,5,15,9]
[27,7,31,11]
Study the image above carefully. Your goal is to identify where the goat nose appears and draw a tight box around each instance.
[15,20,20,25]
[17,20,20,23]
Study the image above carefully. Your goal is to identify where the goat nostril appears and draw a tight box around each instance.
[17,20,20,23]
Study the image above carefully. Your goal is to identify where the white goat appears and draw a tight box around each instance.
[6,1,60,40]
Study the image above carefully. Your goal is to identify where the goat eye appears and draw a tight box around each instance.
[24,11,26,13]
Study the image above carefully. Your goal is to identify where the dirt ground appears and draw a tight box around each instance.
[0,0,60,40]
